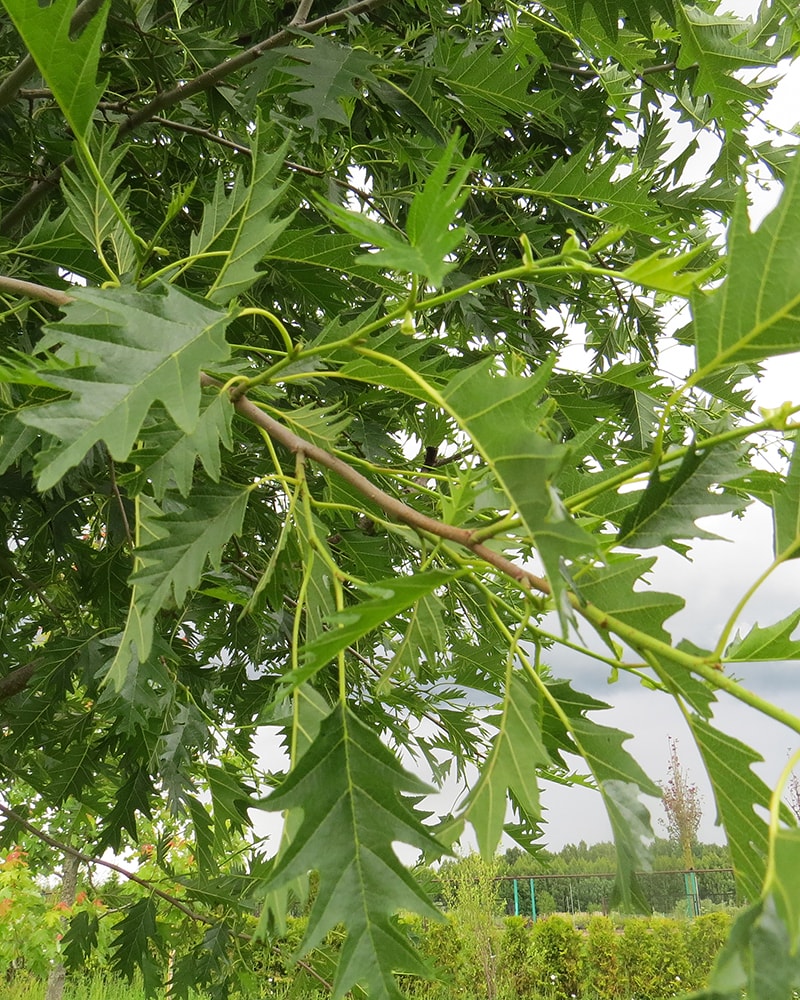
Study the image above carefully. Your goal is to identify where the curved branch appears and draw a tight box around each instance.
[0,0,390,234]
[0,660,40,703]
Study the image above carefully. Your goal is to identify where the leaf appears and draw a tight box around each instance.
[280,36,379,131]
[62,911,100,970]
[699,897,800,1000]
[545,679,660,911]
[263,703,444,1000]
[689,716,773,901]
[190,126,294,304]
[618,443,749,554]
[205,762,257,847]
[110,898,163,996]
[108,484,250,687]
[725,609,800,663]
[462,673,551,858]
[620,242,719,296]
[693,153,800,376]
[319,135,472,287]
[578,554,684,646]
[773,438,800,559]
[61,132,136,274]
[772,826,800,951]
[19,283,232,491]
[442,358,596,619]
[126,392,234,499]
[2,0,110,140]
[291,570,458,688]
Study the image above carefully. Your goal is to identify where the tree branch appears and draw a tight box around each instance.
[201,375,552,597]
[0,660,40,703]
[0,0,390,234]
[0,275,74,307]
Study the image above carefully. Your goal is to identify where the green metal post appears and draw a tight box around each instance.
[530,878,536,922]
[513,878,520,916]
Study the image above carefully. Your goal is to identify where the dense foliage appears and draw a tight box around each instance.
[1,0,799,997]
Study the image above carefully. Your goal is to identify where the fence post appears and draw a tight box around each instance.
[530,878,536,922]
[513,878,520,916]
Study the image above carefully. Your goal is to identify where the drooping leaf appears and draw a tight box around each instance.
[462,672,551,858]
[108,484,250,686]
[19,284,232,490]
[262,703,444,1000]
[544,678,660,911]
[689,716,773,901]
[693,153,800,376]
[2,0,110,140]
[110,897,163,996]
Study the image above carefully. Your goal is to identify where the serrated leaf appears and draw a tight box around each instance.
[110,898,163,996]
[189,126,293,304]
[578,554,684,646]
[61,132,135,274]
[773,438,800,559]
[206,762,256,847]
[462,673,551,858]
[126,392,234,499]
[280,36,379,131]
[689,716,773,901]
[257,685,330,936]
[693,153,800,375]
[320,135,472,287]
[621,242,719,295]
[725,609,800,663]
[262,703,444,1000]
[108,485,249,687]
[62,911,100,970]
[2,0,110,140]
[290,569,458,688]
[618,443,748,553]
[19,283,232,491]
[442,358,596,620]
[546,678,659,911]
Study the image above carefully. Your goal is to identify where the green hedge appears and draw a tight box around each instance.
[400,910,732,1000]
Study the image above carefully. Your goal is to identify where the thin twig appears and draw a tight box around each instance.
[107,452,133,545]
[290,0,315,26]
[0,0,390,234]
[0,275,73,307]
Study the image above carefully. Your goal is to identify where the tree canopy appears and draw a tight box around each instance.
[0,0,799,997]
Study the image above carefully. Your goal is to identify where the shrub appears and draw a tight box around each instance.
[684,911,731,991]
[529,915,583,999]
[584,915,620,1000]
[497,916,536,1000]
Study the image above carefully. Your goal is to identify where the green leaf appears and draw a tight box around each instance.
[693,154,800,375]
[578,555,684,646]
[190,127,294,304]
[292,570,458,687]
[19,283,232,491]
[618,443,749,554]
[2,0,110,140]
[689,716,773,901]
[126,392,234,499]
[725,609,800,663]
[773,438,800,559]
[61,132,136,274]
[620,242,719,296]
[320,135,472,287]
[462,673,551,858]
[280,37,379,131]
[263,703,444,1000]
[442,358,596,618]
[772,827,800,950]
[108,484,250,687]
[110,898,163,996]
